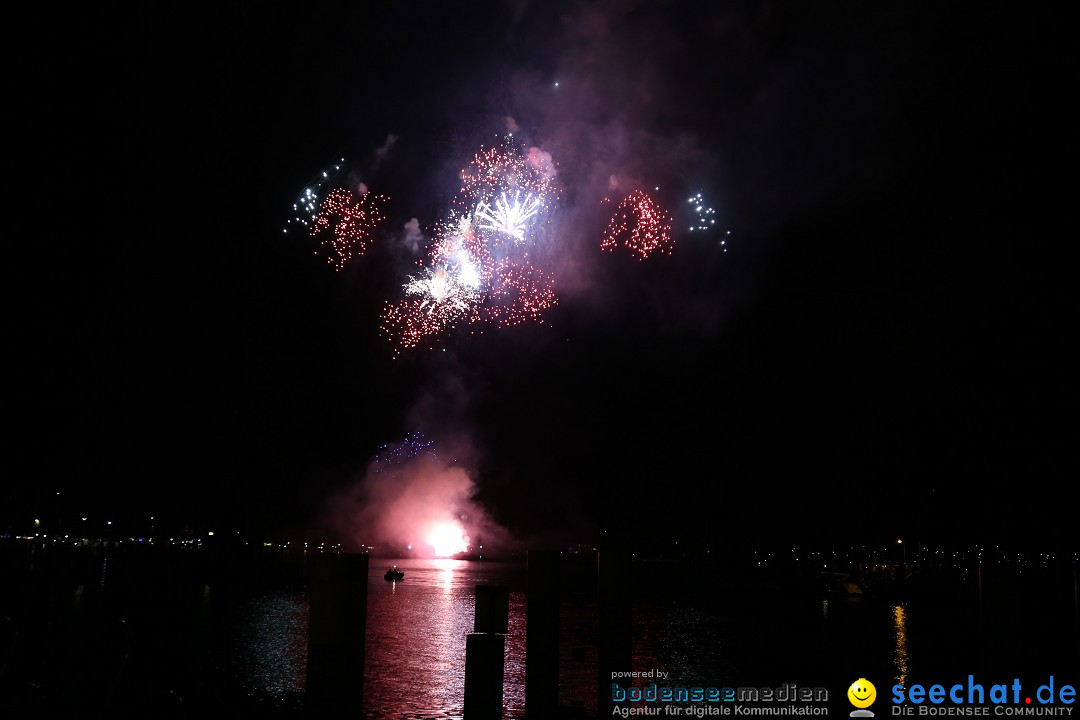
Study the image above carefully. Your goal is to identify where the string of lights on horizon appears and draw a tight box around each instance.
[7,527,1071,577]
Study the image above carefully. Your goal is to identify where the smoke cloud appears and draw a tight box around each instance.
[373,132,399,167]
[326,432,510,556]
[526,147,557,181]
[401,217,424,254]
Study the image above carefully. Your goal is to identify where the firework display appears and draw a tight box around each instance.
[381,138,560,355]
[457,144,558,206]
[426,521,469,557]
[309,187,389,271]
[426,214,492,288]
[686,191,729,252]
[282,158,348,234]
[371,432,438,472]
[473,191,543,244]
[283,159,388,270]
[601,190,674,260]
[283,136,723,355]
[687,192,716,232]
[483,257,558,328]
[365,434,473,558]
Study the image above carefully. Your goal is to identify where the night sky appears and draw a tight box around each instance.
[10,3,1077,550]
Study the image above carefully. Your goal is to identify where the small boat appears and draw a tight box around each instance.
[821,571,864,595]
[384,565,404,581]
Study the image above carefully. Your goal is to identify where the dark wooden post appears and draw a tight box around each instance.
[527,549,560,716]
[464,583,509,720]
[598,548,632,718]
[306,553,367,717]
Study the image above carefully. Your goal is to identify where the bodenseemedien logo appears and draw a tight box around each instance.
[609,678,829,716]
[849,678,877,717]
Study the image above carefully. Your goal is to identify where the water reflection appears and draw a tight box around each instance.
[229,559,528,715]
[218,558,530,717]
[435,557,455,594]
[362,558,525,718]
[234,558,933,718]
[13,541,1077,720]
[232,591,308,696]
[892,604,910,687]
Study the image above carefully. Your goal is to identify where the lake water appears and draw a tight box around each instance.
[1,543,1076,718]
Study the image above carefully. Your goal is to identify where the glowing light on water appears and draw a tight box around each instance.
[892,604,910,687]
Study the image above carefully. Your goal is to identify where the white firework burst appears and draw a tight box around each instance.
[404,264,481,315]
[473,191,543,244]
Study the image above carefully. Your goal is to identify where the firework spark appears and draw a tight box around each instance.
[687,192,717,232]
[404,264,482,314]
[381,269,481,356]
[484,257,558,328]
[473,191,543,244]
[601,190,673,260]
[382,222,487,356]
[458,141,558,203]
[686,191,730,251]
[428,214,492,288]
[282,158,348,235]
[349,433,487,560]
[309,187,389,270]
[372,432,438,472]
[380,298,444,357]
[383,139,561,355]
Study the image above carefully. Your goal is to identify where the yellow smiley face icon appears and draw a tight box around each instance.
[848,679,876,708]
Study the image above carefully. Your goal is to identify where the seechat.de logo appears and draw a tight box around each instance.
[891,675,1076,714]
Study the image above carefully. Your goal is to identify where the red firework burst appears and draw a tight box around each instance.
[309,188,389,270]
[601,190,673,260]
